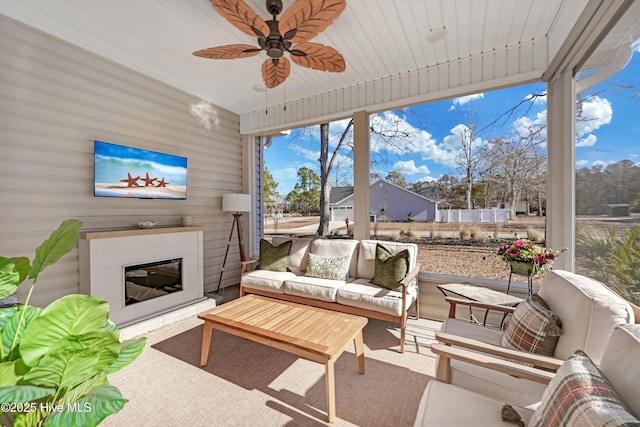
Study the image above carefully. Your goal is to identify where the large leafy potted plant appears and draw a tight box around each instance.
[0,219,146,426]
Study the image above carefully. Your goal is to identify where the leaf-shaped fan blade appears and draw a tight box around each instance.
[262,58,291,88]
[279,0,346,44]
[290,42,345,72]
[193,44,261,59]
[209,0,269,39]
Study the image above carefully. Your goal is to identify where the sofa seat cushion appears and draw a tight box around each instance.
[336,279,417,317]
[283,276,346,302]
[414,380,534,427]
[241,270,296,294]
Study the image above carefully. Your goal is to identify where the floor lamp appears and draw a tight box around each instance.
[217,193,251,293]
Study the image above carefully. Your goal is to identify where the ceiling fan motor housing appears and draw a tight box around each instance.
[265,20,284,58]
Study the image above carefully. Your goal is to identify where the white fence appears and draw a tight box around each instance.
[437,208,509,223]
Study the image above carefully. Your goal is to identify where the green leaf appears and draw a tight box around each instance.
[0,306,21,333]
[1,305,42,361]
[104,337,146,374]
[0,385,55,404]
[0,361,21,386]
[0,257,21,300]
[42,385,127,427]
[61,373,108,404]
[49,331,120,373]
[10,257,31,288]
[20,295,109,366]
[29,219,82,281]
[23,348,101,389]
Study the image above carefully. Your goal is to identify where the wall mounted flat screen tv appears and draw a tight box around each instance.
[94,141,187,199]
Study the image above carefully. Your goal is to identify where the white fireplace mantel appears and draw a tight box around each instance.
[79,226,206,326]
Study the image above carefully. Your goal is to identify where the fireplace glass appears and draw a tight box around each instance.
[124,258,182,306]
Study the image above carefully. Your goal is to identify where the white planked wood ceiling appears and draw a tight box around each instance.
[1,0,638,127]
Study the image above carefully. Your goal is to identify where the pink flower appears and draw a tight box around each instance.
[514,239,526,247]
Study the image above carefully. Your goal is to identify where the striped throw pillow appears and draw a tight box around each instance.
[501,294,562,357]
[529,350,640,426]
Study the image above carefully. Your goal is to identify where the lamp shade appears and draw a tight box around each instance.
[222,193,251,213]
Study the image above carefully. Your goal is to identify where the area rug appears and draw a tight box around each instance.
[104,316,439,427]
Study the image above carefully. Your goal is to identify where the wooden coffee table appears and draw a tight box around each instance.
[199,295,368,422]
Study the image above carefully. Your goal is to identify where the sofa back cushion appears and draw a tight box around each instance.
[598,324,640,418]
[538,270,634,363]
[271,236,312,275]
[357,240,417,280]
[310,239,359,278]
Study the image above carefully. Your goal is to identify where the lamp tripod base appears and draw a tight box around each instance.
[216,213,246,294]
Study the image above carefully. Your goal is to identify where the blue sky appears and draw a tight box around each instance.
[265,42,640,196]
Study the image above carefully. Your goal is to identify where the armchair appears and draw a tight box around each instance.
[415,323,640,426]
[438,270,635,407]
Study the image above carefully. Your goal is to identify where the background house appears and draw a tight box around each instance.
[330,180,438,222]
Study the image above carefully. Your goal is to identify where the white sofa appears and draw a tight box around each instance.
[416,323,640,426]
[240,237,420,352]
[437,270,636,407]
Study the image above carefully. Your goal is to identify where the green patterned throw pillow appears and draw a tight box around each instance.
[259,239,292,272]
[304,253,350,280]
[371,243,410,292]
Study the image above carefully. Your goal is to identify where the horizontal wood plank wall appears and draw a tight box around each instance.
[0,16,244,307]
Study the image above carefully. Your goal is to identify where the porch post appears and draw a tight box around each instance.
[546,70,575,271]
[353,110,370,240]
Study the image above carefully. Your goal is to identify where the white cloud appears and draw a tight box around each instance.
[393,160,431,176]
[576,134,597,148]
[290,144,318,162]
[576,159,590,168]
[576,96,612,137]
[451,93,484,108]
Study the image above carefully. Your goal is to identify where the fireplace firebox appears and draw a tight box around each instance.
[124,258,183,306]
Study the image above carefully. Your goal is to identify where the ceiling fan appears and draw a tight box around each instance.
[193,0,347,89]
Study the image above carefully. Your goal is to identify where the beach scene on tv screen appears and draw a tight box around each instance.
[94,141,187,199]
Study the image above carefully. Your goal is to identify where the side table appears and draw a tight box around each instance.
[437,283,523,327]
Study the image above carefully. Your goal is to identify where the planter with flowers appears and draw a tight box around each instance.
[496,237,566,294]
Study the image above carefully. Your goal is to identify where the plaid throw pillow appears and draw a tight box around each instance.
[529,350,640,427]
[501,294,562,357]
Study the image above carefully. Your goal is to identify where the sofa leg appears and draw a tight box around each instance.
[414,295,420,319]
[400,316,407,353]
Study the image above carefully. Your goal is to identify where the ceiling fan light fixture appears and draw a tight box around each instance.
[426,27,447,43]
[252,84,267,92]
